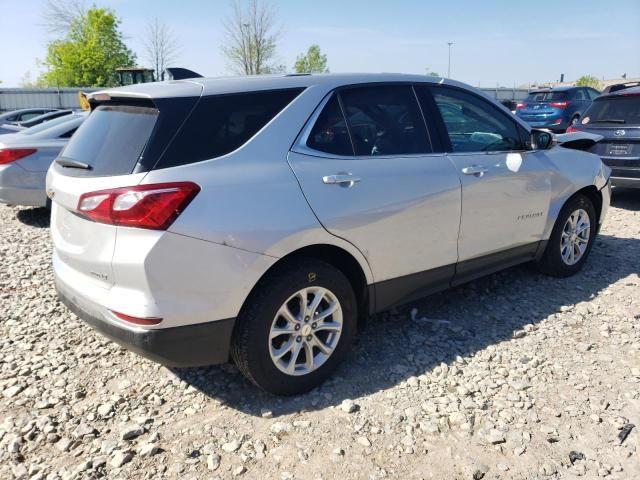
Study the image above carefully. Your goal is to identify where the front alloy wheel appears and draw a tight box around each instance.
[536,193,597,277]
[560,208,590,265]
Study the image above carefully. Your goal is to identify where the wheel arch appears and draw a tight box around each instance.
[238,244,373,331]
[545,184,604,236]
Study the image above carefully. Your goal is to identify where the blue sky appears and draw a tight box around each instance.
[1,0,639,87]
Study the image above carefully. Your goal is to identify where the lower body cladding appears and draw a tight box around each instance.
[53,229,277,367]
[0,164,47,207]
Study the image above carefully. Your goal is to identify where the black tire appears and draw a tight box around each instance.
[231,258,357,395]
[536,193,597,277]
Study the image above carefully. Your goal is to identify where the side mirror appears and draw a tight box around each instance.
[531,129,554,150]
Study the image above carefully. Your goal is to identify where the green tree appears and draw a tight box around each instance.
[42,8,136,87]
[294,45,329,73]
[575,75,601,90]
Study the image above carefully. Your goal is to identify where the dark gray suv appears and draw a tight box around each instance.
[568,86,640,188]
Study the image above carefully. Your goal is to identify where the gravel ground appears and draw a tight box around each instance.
[1,190,639,480]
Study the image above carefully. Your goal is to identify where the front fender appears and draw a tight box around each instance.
[542,147,609,239]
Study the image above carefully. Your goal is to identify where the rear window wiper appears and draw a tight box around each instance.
[590,119,626,124]
[56,158,92,169]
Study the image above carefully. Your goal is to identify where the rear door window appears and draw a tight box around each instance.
[306,94,353,156]
[156,88,304,169]
[573,89,587,101]
[339,85,431,156]
[58,105,159,176]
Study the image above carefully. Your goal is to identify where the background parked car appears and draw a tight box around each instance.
[0,108,59,126]
[516,86,600,132]
[0,109,75,135]
[0,113,86,207]
[568,86,640,188]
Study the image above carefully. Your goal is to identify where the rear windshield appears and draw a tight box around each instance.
[59,105,158,176]
[525,91,567,102]
[583,96,640,125]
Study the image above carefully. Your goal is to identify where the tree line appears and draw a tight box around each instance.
[28,0,328,88]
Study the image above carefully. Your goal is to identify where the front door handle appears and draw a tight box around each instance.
[461,165,489,177]
[322,173,361,187]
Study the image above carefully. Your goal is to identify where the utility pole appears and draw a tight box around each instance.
[447,42,454,78]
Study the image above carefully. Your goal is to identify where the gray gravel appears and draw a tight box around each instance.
[1,190,639,480]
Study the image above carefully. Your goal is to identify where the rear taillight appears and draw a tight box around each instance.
[516,102,527,110]
[566,125,579,133]
[549,101,570,109]
[0,148,37,165]
[77,182,200,230]
[111,310,162,326]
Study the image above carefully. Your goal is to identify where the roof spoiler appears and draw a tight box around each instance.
[164,68,203,81]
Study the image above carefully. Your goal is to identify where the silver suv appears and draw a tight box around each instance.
[47,74,611,395]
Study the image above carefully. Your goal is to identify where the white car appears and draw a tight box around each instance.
[47,74,611,395]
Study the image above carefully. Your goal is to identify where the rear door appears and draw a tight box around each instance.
[288,84,462,307]
[422,85,552,283]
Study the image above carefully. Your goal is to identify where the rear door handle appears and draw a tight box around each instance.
[461,165,489,177]
[322,174,361,186]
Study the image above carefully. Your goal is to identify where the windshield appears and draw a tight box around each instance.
[583,95,640,125]
[21,110,72,127]
[21,114,81,135]
[525,91,568,102]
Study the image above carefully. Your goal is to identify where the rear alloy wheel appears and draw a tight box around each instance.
[269,286,343,376]
[536,193,597,277]
[231,259,357,395]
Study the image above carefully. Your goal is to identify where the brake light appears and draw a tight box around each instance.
[549,101,570,109]
[566,125,579,133]
[111,310,162,326]
[0,148,37,165]
[516,102,527,110]
[77,182,200,230]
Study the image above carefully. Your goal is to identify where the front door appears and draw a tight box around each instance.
[288,85,462,309]
[423,85,552,282]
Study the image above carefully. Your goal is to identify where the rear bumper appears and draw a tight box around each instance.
[56,277,235,367]
[518,117,568,132]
